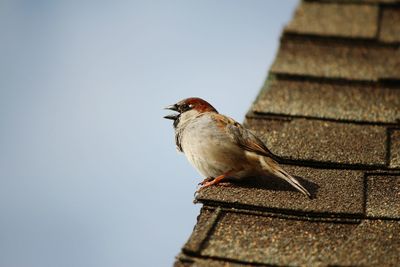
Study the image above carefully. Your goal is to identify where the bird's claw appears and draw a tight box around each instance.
[194,178,215,198]
[198,177,214,186]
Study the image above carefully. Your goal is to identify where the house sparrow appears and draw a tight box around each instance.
[164,97,311,198]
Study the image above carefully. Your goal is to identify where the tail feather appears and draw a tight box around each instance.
[260,157,311,198]
[275,168,311,198]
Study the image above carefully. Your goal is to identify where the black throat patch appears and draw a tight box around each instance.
[172,115,183,152]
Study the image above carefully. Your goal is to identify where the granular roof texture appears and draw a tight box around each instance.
[174,0,400,266]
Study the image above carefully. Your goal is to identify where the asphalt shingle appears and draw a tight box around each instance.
[182,208,219,254]
[200,211,358,266]
[366,174,400,218]
[180,210,400,266]
[391,130,400,168]
[286,2,378,38]
[379,7,400,43]
[270,37,400,81]
[196,165,364,216]
[333,220,400,266]
[252,77,400,124]
[245,118,387,166]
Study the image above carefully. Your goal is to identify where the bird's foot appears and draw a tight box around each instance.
[198,177,214,186]
[196,173,231,194]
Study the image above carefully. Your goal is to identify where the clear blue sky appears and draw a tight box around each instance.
[0,1,298,266]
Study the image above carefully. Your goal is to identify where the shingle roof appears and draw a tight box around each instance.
[285,2,379,38]
[271,37,400,81]
[175,0,400,266]
[252,78,400,124]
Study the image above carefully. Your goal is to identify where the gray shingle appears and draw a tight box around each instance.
[379,7,400,43]
[181,210,400,266]
[196,165,364,215]
[391,130,400,168]
[245,118,387,166]
[286,2,378,38]
[200,211,358,266]
[252,78,400,124]
[333,220,400,266]
[366,174,400,218]
[270,37,400,81]
[182,208,221,254]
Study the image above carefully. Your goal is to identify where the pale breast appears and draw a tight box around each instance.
[178,114,247,178]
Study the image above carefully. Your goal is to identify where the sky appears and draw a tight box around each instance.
[0,1,298,266]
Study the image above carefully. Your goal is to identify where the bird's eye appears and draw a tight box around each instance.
[180,103,193,112]
[181,104,189,111]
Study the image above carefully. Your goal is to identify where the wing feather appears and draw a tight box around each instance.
[212,114,276,159]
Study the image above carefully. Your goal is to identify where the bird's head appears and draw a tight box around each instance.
[164,97,218,127]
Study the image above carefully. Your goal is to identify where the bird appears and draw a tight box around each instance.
[164,97,311,198]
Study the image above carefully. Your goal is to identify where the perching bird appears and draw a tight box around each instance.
[164,97,311,198]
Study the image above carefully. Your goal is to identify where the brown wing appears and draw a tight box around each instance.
[212,114,276,159]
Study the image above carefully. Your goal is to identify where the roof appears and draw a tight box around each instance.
[175,0,400,266]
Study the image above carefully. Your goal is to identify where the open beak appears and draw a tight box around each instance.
[163,114,179,120]
[163,103,179,120]
[164,104,179,112]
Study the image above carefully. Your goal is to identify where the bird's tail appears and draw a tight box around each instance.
[260,157,311,198]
